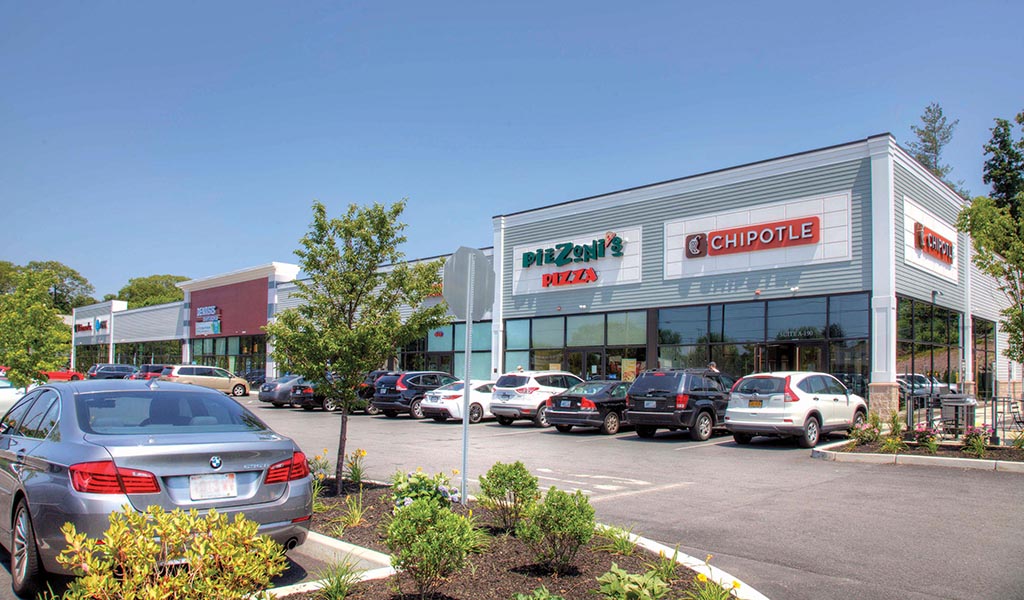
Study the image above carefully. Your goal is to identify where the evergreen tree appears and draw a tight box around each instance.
[907,102,970,198]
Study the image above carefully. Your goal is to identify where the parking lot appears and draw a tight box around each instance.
[0,395,1021,600]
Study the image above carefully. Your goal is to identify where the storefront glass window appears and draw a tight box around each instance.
[454,352,493,380]
[454,323,492,351]
[829,293,870,338]
[658,306,708,345]
[767,298,825,340]
[505,320,530,350]
[203,338,214,355]
[712,344,756,377]
[532,317,564,348]
[723,302,764,342]
[427,325,453,352]
[895,295,963,392]
[606,347,646,382]
[228,337,240,355]
[607,311,646,345]
[973,317,996,398]
[567,314,605,346]
[215,337,227,356]
[531,348,564,371]
[829,340,870,397]
[658,345,707,369]
[505,351,530,373]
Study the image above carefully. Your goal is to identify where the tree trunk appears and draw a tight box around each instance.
[334,405,349,496]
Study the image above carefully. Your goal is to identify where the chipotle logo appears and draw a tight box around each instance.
[685,217,820,258]
[914,223,954,264]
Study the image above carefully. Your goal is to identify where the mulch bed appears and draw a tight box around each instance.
[841,439,1024,461]
[283,481,706,599]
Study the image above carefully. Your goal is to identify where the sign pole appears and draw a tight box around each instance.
[460,252,474,505]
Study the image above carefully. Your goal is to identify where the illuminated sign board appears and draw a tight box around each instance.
[74,318,108,333]
[914,223,954,264]
[685,217,820,259]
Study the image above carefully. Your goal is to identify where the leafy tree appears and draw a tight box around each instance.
[0,261,19,295]
[982,110,1024,221]
[264,200,449,488]
[907,102,970,198]
[107,274,189,308]
[24,260,95,313]
[0,270,73,387]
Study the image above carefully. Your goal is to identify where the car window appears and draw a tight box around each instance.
[213,368,230,378]
[495,375,529,388]
[1,391,42,435]
[420,374,439,387]
[77,390,269,434]
[710,374,735,390]
[476,383,494,393]
[18,390,59,439]
[735,377,785,394]
[822,375,847,394]
[441,375,458,386]
[612,383,630,397]
[629,372,685,395]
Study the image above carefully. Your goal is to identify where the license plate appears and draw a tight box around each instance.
[560,400,570,407]
[378,387,386,394]
[748,399,762,408]
[644,400,656,408]
[189,473,237,500]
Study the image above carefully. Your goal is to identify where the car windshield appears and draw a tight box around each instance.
[275,374,301,384]
[565,382,612,395]
[434,382,465,392]
[76,390,268,434]
[734,377,786,394]
[495,375,529,388]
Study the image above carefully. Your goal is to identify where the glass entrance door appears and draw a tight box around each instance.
[568,349,604,380]
[758,343,824,372]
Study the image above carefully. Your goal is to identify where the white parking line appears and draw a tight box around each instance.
[673,438,732,451]
[490,428,548,437]
[588,481,694,503]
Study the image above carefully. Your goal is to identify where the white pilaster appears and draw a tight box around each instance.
[869,136,897,382]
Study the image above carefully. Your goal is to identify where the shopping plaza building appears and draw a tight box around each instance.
[71,134,1021,413]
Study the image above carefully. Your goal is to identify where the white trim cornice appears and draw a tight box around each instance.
[177,262,300,292]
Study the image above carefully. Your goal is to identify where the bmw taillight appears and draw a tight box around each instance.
[580,397,597,410]
[675,394,690,409]
[265,451,310,484]
[515,386,539,395]
[70,461,160,494]
[783,376,799,402]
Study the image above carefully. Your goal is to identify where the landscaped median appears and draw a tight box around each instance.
[272,456,771,599]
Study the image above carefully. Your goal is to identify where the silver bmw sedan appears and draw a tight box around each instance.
[0,379,313,597]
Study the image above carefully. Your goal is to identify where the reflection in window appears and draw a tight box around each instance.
[567,314,605,346]
[658,306,708,345]
[723,302,764,342]
[767,298,825,340]
[607,311,646,345]
[505,320,530,350]
[532,317,565,349]
[829,293,869,338]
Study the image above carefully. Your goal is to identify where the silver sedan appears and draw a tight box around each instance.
[0,379,313,597]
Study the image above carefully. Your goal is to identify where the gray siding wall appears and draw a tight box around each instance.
[501,158,873,318]
[893,162,966,313]
[970,257,1022,382]
[112,303,185,343]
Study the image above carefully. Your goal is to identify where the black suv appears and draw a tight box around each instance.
[623,369,735,440]
[358,370,400,400]
[371,371,458,419]
[86,363,136,379]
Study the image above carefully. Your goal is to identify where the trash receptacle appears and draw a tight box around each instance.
[940,394,977,435]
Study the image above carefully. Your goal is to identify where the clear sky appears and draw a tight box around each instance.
[2,1,1022,300]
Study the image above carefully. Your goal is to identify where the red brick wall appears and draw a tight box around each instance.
[190,278,268,337]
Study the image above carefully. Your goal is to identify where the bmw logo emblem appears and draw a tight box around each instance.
[210,456,222,470]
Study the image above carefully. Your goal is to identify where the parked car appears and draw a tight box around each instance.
[258,374,304,407]
[290,379,378,414]
[490,370,584,427]
[623,369,735,440]
[241,369,267,387]
[357,369,399,400]
[86,363,136,379]
[897,373,954,395]
[158,365,250,396]
[42,368,85,381]
[546,380,632,435]
[725,371,868,447]
[421,380,496,423]
[128,364,167,381]
[371,371,458,419]
[0,379,312,597]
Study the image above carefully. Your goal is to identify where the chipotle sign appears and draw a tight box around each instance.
[685,217,820,258]
[914,223,954,264]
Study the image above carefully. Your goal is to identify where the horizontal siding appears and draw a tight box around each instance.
[112,303,185,343]
[893,162,966,312]
[970,261,1005,322]
[501,159,872,318]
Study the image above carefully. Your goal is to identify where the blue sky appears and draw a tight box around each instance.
[2,1,1022,299]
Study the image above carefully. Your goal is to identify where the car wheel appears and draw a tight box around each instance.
[798,416,821,448]
[690,411,714,441]
[468,403,484,424]
[322,397,339,412]
[364,404,381,416]
[232,384,247,397]
[384,410,399,418]
[432,415,447,423]
[409,398,425,419]
[70,375,80,381]
[850,409,866,433]
[600,411,621,435]
[271,402,284,408]
[534,404,551,427]
[496,416,514,426]
[11,499,42,598]
[733,432,753,445]
[302,405,315,411]
[636,425,657,439]
[554,424,573,433]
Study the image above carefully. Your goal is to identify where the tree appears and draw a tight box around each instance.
[24,261,95,313]
[982,110,1024,221]
[107,274,189,308]
[907,102,970,198]
[0,261,19,295]
[264,200,450,489]
[0,270,73,387]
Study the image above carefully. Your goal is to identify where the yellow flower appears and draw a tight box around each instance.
[732,581,741,589]
[706,554,713,562]
[697,573,708,583]
[416,466,423,472]
[322,448,328,454]
[452,469,460,475]
[358,449,367,457]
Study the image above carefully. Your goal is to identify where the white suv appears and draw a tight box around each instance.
[724,371,868,448]
[490,370,583,427]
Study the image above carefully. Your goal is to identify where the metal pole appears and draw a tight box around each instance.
[460,253,474,506]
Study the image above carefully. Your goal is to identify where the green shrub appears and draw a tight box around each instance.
[516,487,595,575]
[315,559,364,600]
[46,505,286,600]
[848,411,882,445]
[391,468,460,508]
[513,587,566,600]
[595,563,669,599]
[594,525,636,556]
[478,461,539,532]
[886,410,905,439]
[385,498,487,597]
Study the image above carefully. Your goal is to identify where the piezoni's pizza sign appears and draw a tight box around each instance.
[685,216,820,258]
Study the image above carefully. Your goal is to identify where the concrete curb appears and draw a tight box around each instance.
[272,523,770,599]
[811,439,1024,472]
